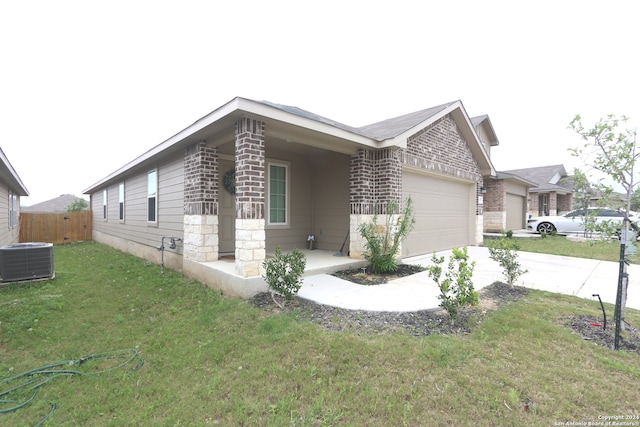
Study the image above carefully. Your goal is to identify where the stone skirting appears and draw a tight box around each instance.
[349,213,401,259]
[235,218,266,277]
[183,215,219,262]
[483,211,506,233]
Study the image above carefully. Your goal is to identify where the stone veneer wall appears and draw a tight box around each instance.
[183,142,219,262]
[234,118,266,277]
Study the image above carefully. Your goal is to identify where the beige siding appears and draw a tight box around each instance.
[264,149,350,252]
[91,157,184,252]
[264,149,312,251]
[310,152,350,251]
[476,124,493,158]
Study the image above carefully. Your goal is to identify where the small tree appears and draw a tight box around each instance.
[569,114,638,343]
[358,197,415,274]
[66,198,89,212]
[262,246,307,308]
[487,235,528,286]
[427,247,478,321]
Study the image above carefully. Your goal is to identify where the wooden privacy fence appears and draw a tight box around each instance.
[19,211,92,244]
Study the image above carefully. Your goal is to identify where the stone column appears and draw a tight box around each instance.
[235,117,266,277]
[183,142,219,262]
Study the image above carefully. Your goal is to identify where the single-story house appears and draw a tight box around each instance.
[502,164,573,218]
[470,115,536,232]
[84,97,497,296]
[22,194,89,213]
[0,147,29,246]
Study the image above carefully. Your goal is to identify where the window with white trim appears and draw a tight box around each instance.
[118,182,125,222]
[147,170,158,223]
[268,162,288,225]
[103,189,108,220]
[8,191,17,228]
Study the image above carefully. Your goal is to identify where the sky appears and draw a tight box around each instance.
[1,0,638,206]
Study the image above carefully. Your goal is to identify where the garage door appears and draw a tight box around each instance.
[506,193,525,231]
[402,170,473,257]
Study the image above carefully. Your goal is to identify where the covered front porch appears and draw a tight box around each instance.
[184,249,367,298]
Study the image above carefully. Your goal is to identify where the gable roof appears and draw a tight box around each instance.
[259,99,494,175]
[355,102,457,140]
[502,164,573,193]
[0,147,29,196]
[470,114,500,147]
[84,97,496,193]
[23,194,88,213]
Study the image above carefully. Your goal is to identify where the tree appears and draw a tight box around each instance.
[66,198,89,212]
[569,114,638,346]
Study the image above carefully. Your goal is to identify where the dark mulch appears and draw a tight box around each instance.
[562,315,640,353]
[330,264,425,286]
[249,282,529,336]
[250,279,640,353]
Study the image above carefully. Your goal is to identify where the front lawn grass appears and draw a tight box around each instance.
[1,241,639,426]
[510,234,640,264]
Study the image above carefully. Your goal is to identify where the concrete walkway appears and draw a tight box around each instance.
[297,246,640,312]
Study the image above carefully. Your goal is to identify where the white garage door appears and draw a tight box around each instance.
[506,193,525,231]
[402,170,473,257]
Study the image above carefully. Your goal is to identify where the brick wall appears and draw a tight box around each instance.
[349,147,402,214]
[558,193,573,213]
[401,115,483,216]
[184,141,218,215]
[402,116,482,183]
[235,118,265,219]
[484,179,504,212]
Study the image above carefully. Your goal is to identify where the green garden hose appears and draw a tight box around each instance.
[0,349,144,425]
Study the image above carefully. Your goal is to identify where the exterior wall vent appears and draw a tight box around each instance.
[0,243,54,282]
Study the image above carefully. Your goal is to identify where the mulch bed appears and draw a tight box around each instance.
[330,264,426,286]
[249,282,529,336]
[563,315,640,353]
[249,279,640,353]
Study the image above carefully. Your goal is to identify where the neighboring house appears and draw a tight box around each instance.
[83,97,496,296]
[502,164,574,218]
[483,171,537,232]
[470,115,535,232]
[22,194,89,213]
[0,148,29,246]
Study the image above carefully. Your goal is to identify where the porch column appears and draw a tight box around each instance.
[348,148,402,259]
[183,141,219,262]
[235,117,266,277]
[549,191,558,216]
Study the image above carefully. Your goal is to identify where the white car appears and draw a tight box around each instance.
[527,208,638,234]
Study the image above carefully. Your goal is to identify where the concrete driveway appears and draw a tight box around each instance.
[297,246,640,312]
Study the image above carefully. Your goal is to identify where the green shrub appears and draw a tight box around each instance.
[358,197,415,274]
[487,236,528,286]
[505,230,514,239]
[427,247,478,321]
[262,246,307,307]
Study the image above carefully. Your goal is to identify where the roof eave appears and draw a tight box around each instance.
[377,101,496,177]
[84,97,380,193]
[0,147,29,196]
